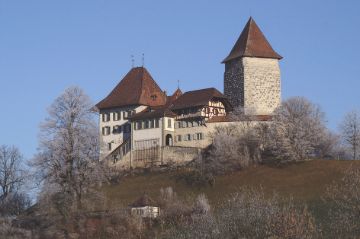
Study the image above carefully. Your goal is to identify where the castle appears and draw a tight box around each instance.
[96,17,282,169]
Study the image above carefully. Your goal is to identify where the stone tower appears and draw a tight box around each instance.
[222,17,282,115]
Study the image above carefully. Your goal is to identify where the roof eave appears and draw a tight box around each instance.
[222,54,283,64]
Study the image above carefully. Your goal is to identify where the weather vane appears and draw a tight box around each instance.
[131,55,134,68]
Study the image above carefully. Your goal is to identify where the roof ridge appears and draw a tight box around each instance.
[137,67,145,103]
[243,18,252,56]
[184,87,217,93]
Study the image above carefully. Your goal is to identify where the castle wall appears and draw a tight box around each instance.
[224,58,245,108]
[109,146,200,170]
[243,57,281,115]
[224,57,281,115]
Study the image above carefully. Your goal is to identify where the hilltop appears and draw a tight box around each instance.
[103,159,358,208]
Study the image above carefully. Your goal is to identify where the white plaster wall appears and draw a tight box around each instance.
[99,105,147,158]
[132,118,164,149]
[131,206,160,218]
[164,117,174,131]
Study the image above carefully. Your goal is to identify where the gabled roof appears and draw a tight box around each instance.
[96,67,167,110]
[166,88,183,106]
[130,194,158,207]
[170,88,232,111]
[222,17,282,63]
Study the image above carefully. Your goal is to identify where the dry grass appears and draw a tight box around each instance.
[102,160,360,209]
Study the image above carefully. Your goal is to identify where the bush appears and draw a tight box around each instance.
[323,166,360,237]
[0,217,32,239]
[162,188,319,239]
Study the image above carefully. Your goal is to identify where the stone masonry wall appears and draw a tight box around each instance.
[243,57,281,115]
[224,59,245,108]
[224,57,281,115]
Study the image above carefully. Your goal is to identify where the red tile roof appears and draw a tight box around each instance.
[96,67,167,110]
[170,88,232,111]
[222,17,282,63]
[166,88,183,106]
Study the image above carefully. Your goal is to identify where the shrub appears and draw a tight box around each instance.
[161,188,319,239]
[323,166,360,237]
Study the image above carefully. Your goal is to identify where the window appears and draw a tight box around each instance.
[113,125,121,134]
[102,113,110,122]
[193,133,203,140]
[184,134,191,141]
[102,126,111,136]
[144,120,149,129]
[182,121,187,128]
[151,94,157,101]
[214,109,219,116]
[150,119,155,128]
[136,121,143,130]
[176,135,182,142]
[177,121,182,128]
[155,119,160,128]
[108,143,112,151]
[167,119,172,128]
[113,111,121,121]
[123,111,128,119]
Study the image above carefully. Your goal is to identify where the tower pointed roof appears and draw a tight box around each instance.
[222,17,282,63]
[96,67,167,110]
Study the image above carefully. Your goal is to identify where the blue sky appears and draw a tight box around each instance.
[1,0,360,159]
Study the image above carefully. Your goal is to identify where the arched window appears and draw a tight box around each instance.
[165,134,173,146]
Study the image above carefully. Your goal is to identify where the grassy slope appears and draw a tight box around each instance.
[103,160,359,209]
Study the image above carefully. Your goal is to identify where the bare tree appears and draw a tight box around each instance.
[316,130,341,159]
[339,110,360,160]
[267,97,326,162]
[32,87,104,215]
[0,145,25,200]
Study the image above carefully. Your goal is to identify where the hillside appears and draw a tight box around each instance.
[103,160,359,209]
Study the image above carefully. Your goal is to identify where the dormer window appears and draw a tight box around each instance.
[151,95,157,101]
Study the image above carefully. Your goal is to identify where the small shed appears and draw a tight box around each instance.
[129,194,160,218]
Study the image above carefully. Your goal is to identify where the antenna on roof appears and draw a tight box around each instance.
[142,53,145,67]
[177,79,180,89]
[131,55,134,68]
